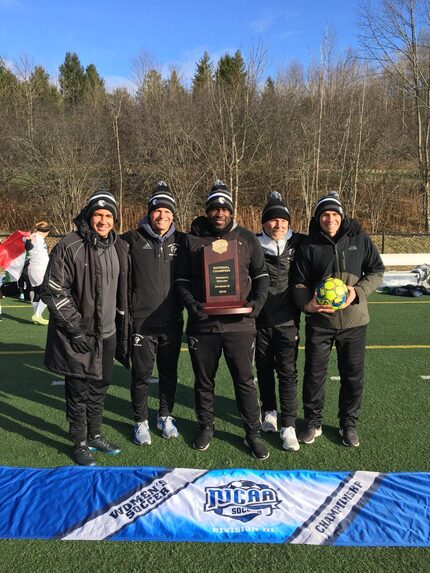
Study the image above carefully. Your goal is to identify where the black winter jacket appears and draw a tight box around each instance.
[292,217,384,329]
[175,216,269,333]
[41,213,130,379]
[122,219,185,329]
[256,230,305,328]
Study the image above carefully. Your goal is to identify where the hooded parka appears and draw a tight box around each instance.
[292,217,384,328]
[41,212,130,380]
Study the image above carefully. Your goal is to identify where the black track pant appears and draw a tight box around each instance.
[64,333,116,444]
[131,323,182,422]
[255,325,299,428]
[303,323,367,428]
[188,331,261,434]
[32,284,42,303]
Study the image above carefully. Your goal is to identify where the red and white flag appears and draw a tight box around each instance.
[0,230,30,282]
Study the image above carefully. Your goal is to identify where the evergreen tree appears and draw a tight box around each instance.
[215,50,246,86]
[0,59,19,103]
[84,64,105,92]
[192,51,214,93]
[30,65,60,107]
[263,76,275,95]
[136,68,163,100]
[165,69,185,99]
[83,63,106,106]
[58,52,85,106]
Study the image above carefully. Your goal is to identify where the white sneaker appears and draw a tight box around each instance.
[133,421,151,445]
[157,415,179,439]
[261,410,278,432]
[32,314,49,325]
[280,426,300,451]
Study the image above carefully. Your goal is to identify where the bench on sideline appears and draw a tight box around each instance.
[380,253,430,267]
[379,254,430,287]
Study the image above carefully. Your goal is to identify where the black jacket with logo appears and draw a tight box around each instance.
[256,230,305,328]
[292,217,384,329]
[41,212,130,379]
[122,219,185,329]
[175,216,269,333]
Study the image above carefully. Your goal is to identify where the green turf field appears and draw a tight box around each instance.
[0,294,429,572]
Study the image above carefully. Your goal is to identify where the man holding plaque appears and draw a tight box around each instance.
[175,181,270,459]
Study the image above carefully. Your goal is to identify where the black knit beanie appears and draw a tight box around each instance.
[314,192,344,221]
[86,190,118,222]
[205,180,234,214]
[148,181,176,215]
[261,191,291,224]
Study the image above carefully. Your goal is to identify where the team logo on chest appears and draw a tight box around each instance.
[204,480,281,522]
[169,243,179,256]
[132,334,145,347]
[188,336,198,351]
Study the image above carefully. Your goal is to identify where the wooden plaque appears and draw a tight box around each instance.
[201,239,252,315]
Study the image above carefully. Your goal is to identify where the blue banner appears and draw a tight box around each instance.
[0,466,428,545]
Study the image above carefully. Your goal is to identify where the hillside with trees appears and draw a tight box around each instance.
[1,0,429,234]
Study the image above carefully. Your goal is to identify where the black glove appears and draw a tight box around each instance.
[69,332,93,354]
[189,301,208,321]
[246,300,263,318]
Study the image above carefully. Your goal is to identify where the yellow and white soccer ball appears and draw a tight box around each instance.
[316,277,348,310]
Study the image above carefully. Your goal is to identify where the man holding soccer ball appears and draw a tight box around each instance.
[292,192,384,447]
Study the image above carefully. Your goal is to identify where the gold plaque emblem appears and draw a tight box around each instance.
[212,239,228,254]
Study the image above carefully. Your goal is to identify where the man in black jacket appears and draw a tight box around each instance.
[122,182,185,446]
[255,192,305,452]
[41,191,130,466]
[292,192,384,447]
[175,181,270,459]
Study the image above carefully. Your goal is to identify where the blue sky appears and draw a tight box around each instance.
[0,0,362,91]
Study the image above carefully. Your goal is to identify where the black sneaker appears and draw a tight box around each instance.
[339,427,359,447]
[244,433,270,460]
[73,441,96,467]
[88,435,121,455]
[298,426,322,444]
[193,425,214,450]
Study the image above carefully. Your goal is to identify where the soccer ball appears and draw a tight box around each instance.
[316,277,348,310]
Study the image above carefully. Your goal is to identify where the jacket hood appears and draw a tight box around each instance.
[190,215,237,237]
[138,215,176,242]
[308,215,362,241]
[73,208,117,247]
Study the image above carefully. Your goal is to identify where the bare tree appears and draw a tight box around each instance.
[359,0,430,230]
[111,89,126,232]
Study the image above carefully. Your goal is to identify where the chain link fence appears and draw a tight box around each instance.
[369,233,430,254]
[2,232,430,254]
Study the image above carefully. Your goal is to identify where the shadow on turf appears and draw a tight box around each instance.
[0,401,71,457]
[0,342,44,352]
[0,312,34,325]
[102,376,254,453]
[257,419,347,449]
[108,374,240,428]
[320,423,349,446]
